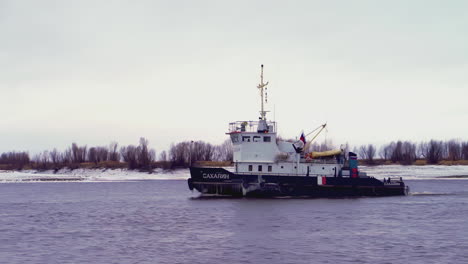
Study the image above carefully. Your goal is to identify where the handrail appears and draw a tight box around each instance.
[235,172,327,177]
[303,159,340,164]
[228,120,277,133]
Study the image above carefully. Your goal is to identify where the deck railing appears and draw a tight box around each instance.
[228,121,277,133]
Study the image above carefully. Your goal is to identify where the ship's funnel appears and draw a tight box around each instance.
[349,152,359,178]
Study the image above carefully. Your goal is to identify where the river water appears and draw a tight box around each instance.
[1,174,468,263]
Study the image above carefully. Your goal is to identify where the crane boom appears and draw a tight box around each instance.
[303,123,327,152]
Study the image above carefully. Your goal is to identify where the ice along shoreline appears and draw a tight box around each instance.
[1,165,468,182]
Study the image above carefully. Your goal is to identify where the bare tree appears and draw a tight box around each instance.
[462,142,468,160]
[169,141,190,166]
[391,141,403,163]
[88,147,98,164]
[447,139,462,161]
[358,144,376,163]
[0,151,30,170]
[159,150,167,162]
[120,145,138,169]
[137,137,151,170]
[424,140,443,164]
[149,149,156,164]
[32,151,49,170]
[211,139,233,161]
[191,141,214,162]
[341,143,350,160]
[108,141,119,162]
[307,140,335,152]
[49,148,61,167]
[367,144,376,163]
[218,139,233,161]
[417,142,428,159]
[400,141,416,165]
[95,147,109,162]
[319,139,335,152]
[358,145,367,160]
[71,143,87,163]
[63,148,73,164]
[379,144,392,161]
[72,143,79,163]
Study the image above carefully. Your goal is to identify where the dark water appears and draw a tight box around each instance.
[1,180,467,264]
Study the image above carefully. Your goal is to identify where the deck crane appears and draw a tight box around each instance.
[303,123,327,152]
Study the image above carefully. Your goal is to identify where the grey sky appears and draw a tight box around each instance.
[1,0,467,154]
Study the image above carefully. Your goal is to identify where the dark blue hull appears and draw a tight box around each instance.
[188,167,408,197]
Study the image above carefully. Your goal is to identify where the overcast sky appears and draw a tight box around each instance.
[1,0,467,154]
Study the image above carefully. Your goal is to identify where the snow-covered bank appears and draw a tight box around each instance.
[1,165,468,182]
[360,165,468,180]
[0,168,189,182]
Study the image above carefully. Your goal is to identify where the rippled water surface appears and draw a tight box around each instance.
[1,179,468,264]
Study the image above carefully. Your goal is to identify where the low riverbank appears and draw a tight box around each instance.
[2,159,468,174]
[358,159,468,166]
[2,164,468,182]
[0,160,233,172]
[0,167,190,182]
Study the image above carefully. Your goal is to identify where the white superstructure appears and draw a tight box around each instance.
[227,65,344,177]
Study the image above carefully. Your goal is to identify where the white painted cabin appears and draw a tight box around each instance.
[228,120,343,177]
[226,64,344,178]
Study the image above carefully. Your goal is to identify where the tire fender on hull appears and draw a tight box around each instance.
[187,178,194,190]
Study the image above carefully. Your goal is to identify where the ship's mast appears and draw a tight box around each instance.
[257,64,269,120]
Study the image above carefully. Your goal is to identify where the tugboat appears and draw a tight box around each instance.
[188,65,408,197]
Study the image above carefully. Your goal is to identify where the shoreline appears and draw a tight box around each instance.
[2,160,468,173]
[2,165,468,182]
[358,159,468,166]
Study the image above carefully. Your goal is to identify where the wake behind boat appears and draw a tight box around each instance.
[188,65,408,197]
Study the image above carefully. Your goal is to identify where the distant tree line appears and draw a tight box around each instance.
[0,152,30,170]
[2,138,468,171]
[357,139,468,165]
[307,140,336,152]
[19,138,156,171]
[168,139,233,167]
[0,138,233,171]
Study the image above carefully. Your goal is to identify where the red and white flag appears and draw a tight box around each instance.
[299,132,306,144]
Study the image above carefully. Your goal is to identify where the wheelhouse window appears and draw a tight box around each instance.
[230,134,239,143]
[258,165,263,172]
[263,136,271,142]
[248,165,253,171]
[268,166,272,172]
[242,136,251,142]
[253,136,261,142]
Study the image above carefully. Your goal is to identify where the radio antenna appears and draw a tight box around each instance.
[257,64,269,120]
